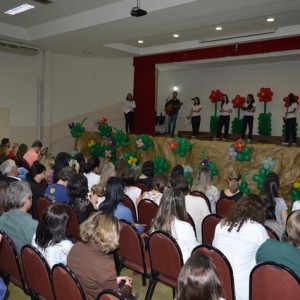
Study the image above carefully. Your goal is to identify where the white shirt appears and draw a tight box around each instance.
[84,172,100,191]
[292,200,300,211]
[213,220,269,300]
[32,234,74,268]
[191,104,202,117]
[185,194,210,243]
[123,100,136,114]
[275,197,288,223]
[220,103,232,116]
[286,102,298,119]
[243,103,256,116]
[171,218,199,263]
[125,186,142,211]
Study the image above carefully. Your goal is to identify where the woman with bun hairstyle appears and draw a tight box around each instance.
[219,170,243,201]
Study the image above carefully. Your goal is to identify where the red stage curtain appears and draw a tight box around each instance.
[132,64,156,135]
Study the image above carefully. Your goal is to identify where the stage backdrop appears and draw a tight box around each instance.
[75,132,300,208]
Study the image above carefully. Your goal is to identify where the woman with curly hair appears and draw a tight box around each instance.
[212,194,269,300]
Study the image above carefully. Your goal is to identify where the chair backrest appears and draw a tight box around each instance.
[148,230,183,287]
[117,220,147,268]
[21,245,55,300]
[52,263,87,300]
[190,190,212,213]
[250,261,300,300]
[66,204,82,241]
[137,199,158,233]
[135,182,149,194]
[36,196,52,221]
[201,214,224,244]
[97,289,125,300]
[187,213,197,236]
[216,198,236,216]
[193,244,235,300]
[0,230,27,291]
[123,195,138,223]
[264,225,280,241]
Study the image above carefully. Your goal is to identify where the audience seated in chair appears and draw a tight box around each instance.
[67,212,138,300]
[23,139,43,168]
[213,194,269,300]
[191,167,220,213]
[0,181,38,253]
[175,252,222,300]
[135,160,154,190]
[256,209,300,277]
[84,156,101,191]
[150,187,199,263]
[32,204,74,268]
[219,169,243,201]
[0,159,20,184]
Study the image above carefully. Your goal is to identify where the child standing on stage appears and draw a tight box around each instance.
[214,94,232,140]
[189,97,202,138]
[241,94,256,142]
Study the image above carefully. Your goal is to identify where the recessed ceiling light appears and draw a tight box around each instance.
[267,17,275,22]
[216,26,222,31]
[173,34,179,38]
[5,4,35,15]
[138,40,144,44]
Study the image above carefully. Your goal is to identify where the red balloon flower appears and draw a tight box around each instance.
[209,90,223,103]
[234,140,246,153]
[232,95,246,109]
[257,87,273,102]
[283,94,299,108]
[169,141,178,151]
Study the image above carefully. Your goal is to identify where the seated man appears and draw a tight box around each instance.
[0,159,20,184]
[23,140,43,168]
[0,181,38,253]
[256,210,300,277]
[45,166,76,203]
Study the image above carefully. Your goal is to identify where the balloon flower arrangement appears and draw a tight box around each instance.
[69,117,87,138]
[183,164,194,185]
[97,117,112,138]
[290,177,300,204]
[135,134,154,151]
[252,157,276,190]
[198,148,218,177]
[228,139,252,162]
[88,140,116,161]
[239,173,250,194]
[153,157,170,174]
[282,93,299,137]
[257,87,273,136]
[231,95,245,134]
[111,129,129,147]
[169,137,193,158]
[209,90,223,133]
[123,152,139,170]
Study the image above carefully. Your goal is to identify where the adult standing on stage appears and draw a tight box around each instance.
[241,94,256,142]
[123,93,136,134]
[188,97,202,138]
[165,91,182,136]
[214,94,232,140]
[282,93,298,146]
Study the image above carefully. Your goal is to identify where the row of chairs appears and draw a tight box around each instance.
[0,230,125,300]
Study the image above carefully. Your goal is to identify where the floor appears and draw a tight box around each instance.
[6,268,173,300]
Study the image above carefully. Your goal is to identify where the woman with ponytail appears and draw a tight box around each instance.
[219,170,243,201]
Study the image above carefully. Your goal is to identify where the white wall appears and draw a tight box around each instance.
[157,60,300,136]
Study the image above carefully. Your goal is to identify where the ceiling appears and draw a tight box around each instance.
[0,0,300,59]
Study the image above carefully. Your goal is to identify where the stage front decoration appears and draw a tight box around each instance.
[282,93,299,137]
[123,151,139,170]
[229,139,252,162]
[98,118,112,138]
[111,129,129,147]
[183,164,194,185]
[88,141,116,161]
[257,87,273,136]
[239,173,250,194]
[252,157,276,190]
[199,147,218,177]
[153,156,170,174]
[209,89,223,133]
[169,137,193,157]
[135,134,154,151]
[290,177,300,204]
[69,117,87,138]
[231,95,245,134]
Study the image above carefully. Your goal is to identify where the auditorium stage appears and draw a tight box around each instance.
[75,132,300,207]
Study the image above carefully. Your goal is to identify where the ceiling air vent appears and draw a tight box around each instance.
[0,40,40,56]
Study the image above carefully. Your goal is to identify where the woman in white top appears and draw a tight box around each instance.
[150,188,199,263]
[282,93,298,146]
[241,94,256,142]
[213,194,269,300]
[189,97,202,138]
[261,173,288,224]
[123,93,136,134]
[84,156,100,191]
[191,167,220,214]
[215,94,232,140]
[32,204,74,268]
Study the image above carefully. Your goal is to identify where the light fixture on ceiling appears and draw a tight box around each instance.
[216,26,223,31]
[138,40,144,44]
[173,86,178,92]
[131,0,147,17]
[173,34,179,38]
[267,17,275,22]
[5,4,35,15]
